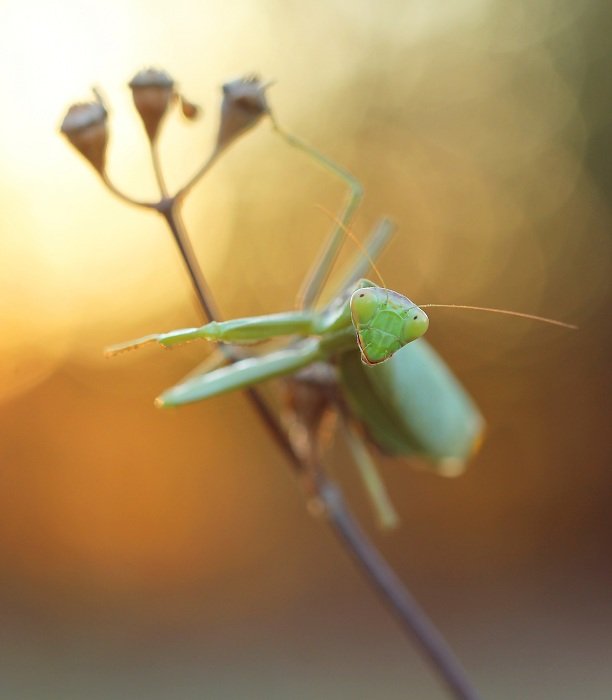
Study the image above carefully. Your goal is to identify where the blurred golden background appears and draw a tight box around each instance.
[0,0,610,697]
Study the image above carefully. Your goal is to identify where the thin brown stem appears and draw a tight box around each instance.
[156,199,221,322]
[158,200,303,465]
[175,147,223,202]
[318,476,482,700]
[100,171,156,209]
[150,139,169,198]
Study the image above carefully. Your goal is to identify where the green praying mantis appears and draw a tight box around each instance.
[107,119,575,528]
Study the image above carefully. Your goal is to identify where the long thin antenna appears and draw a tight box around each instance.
[420,304,578,330]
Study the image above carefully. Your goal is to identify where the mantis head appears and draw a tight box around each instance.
[350,286,429,365]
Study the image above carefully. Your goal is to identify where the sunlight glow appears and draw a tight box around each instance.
[0,0,240,402]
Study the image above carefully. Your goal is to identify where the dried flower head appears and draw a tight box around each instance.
[216,75,269,150]
[128,68,176,142]
[60,89,108,174]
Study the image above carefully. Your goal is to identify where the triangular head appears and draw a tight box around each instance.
[350,286,429,365]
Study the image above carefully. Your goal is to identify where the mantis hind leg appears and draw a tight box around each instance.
[339,415,400,530]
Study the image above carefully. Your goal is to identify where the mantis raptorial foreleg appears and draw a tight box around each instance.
[157,341,324,407]
[173,346,256,387]
[107,300,359,407]
[106,311,315,354]
[155,307,373,406]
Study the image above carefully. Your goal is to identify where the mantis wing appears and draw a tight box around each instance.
[338,340,485,475]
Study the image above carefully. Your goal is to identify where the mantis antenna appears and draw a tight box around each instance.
[418,304,578,330]
[317,206,577,330]
[315,205,387,289]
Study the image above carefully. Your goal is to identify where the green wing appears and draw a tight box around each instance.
[338,339,485,475]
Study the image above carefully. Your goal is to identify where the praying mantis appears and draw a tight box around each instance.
[107,118,575,527]
[105,122,517,527]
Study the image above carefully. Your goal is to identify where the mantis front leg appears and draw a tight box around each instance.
[155,317,362,407]
[106,291,359,356]
[158,340,324,407]
[106,310,320,355]
[106,301,359,407]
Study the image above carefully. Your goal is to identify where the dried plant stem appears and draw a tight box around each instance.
[175,147,223,201]
[158,200,310,463]
[159,202,483,700]
[319,477,482,700]
[150,140,169,198]
[100,172,155,209]
[156,200,221,322]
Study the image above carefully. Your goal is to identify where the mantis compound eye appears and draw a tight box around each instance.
[350,287,382,325]
[401,307,429,345]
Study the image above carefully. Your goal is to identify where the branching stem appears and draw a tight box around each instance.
[100,171,155,209]
[175,147,223,202]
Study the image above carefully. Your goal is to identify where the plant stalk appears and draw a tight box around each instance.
[319,477,482,700]
[158,199,308,464]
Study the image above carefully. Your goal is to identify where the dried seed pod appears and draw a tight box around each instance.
[216,74,269,150]
[128,68,175,142]
[179,95,200,120]
[60,90,108,174]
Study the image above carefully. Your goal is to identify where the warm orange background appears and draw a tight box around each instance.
[0,1,610,698]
